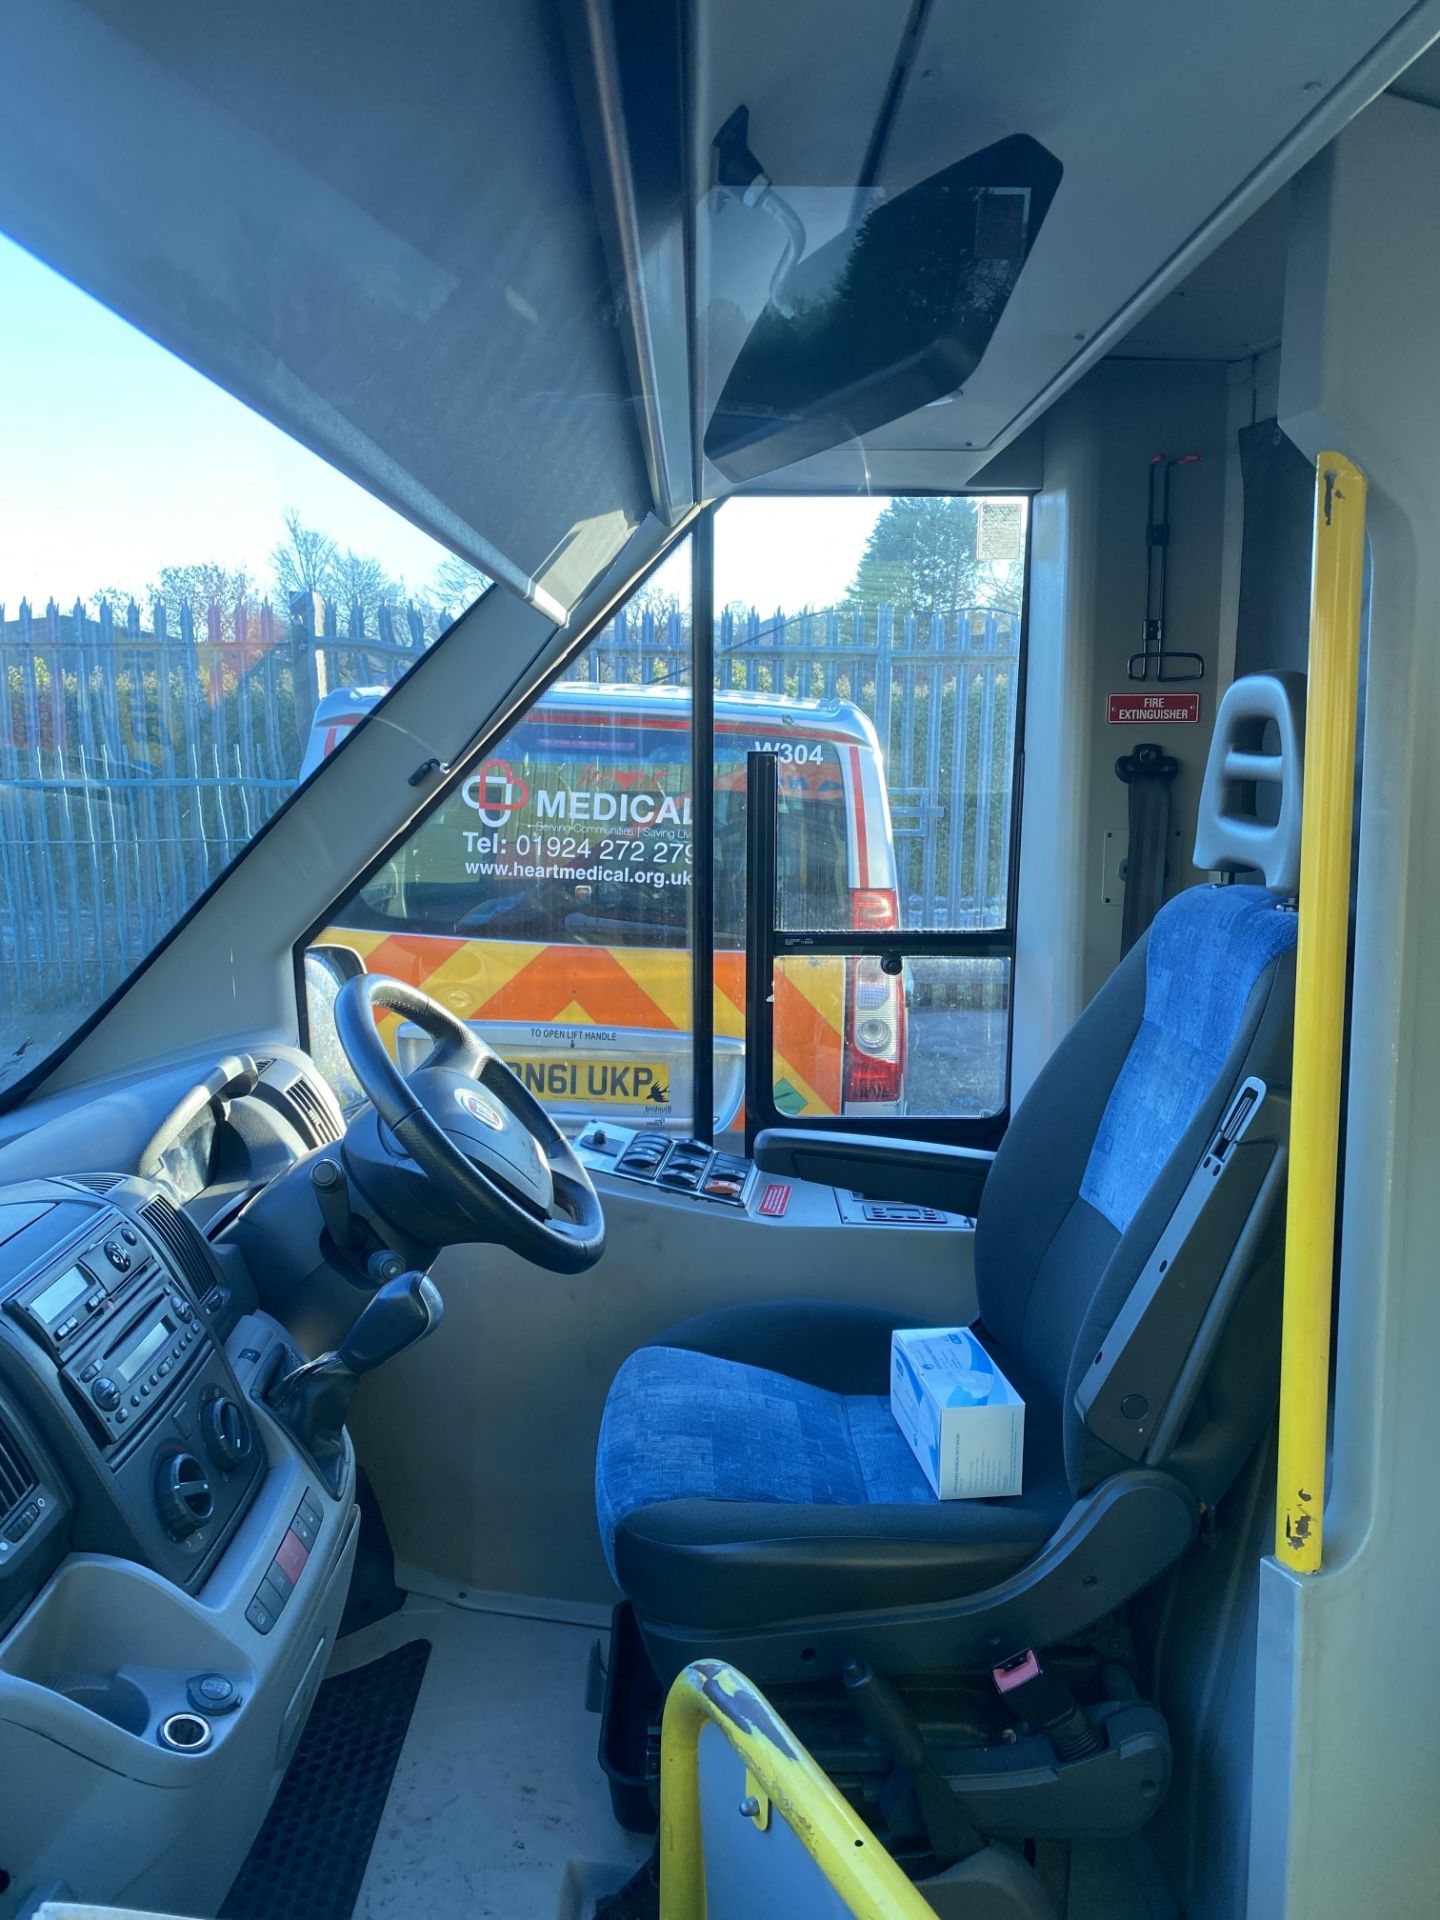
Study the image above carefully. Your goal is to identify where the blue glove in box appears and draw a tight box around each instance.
[890,1326,1025,1499]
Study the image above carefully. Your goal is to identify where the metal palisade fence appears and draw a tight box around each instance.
[579,598,1022,930]
[0,588,1020,1031]
[0,591,449,1018]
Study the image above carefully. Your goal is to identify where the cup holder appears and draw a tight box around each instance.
[57,1672,150,1737]
[158,1710,213,1754]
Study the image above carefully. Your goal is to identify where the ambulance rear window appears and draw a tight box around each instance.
[352,710,851,946]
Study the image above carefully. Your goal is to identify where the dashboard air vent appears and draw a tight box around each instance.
[139,1195,217,1299]
[71,1173,123,1193]
[0,1412,38,1516]
[289,1075,343,1147]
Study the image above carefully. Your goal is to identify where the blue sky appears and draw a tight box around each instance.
[0,233,461,611]
[0,229,894,616]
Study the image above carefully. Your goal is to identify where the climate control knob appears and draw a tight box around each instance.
[155,1452,214,1539]
[200,1396,253,1473]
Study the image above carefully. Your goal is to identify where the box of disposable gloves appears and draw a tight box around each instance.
[890,1326,1025,1499]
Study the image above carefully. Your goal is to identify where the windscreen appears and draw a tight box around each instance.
[0,231,490,1098]
[353,706,853,949]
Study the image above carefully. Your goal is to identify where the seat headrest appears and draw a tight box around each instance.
[1193,671,1306,894]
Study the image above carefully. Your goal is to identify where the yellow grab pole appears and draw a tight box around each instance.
[660,1661,941,1920]
[1274,452,1367,1573]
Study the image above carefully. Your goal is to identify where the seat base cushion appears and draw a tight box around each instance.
[596,1303,1072,1632]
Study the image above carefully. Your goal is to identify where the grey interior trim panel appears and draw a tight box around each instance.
[753,1129,996,1215]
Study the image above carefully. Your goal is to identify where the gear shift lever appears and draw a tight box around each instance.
[267,1272,443,1493]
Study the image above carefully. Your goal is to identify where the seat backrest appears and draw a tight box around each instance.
[975,672,1305,1503]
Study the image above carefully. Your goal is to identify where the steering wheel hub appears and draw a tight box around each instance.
[333,975,606,1273]
[414,1067,554,1213]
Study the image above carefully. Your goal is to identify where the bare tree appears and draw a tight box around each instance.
[328,548,406,627]
[424,554,491,628]
[271,509,338,607]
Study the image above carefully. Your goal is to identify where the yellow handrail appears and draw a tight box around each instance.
[659,1660,940,1920]
[1274,452,1367,1573]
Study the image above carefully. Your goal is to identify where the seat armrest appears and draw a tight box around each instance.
[752,1129,994,1215]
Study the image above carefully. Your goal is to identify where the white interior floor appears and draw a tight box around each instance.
[329,1597,651,1920]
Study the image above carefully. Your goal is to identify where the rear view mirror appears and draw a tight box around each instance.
[704,133,1063,481]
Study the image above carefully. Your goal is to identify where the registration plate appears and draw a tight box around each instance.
[500,1056,673,1106]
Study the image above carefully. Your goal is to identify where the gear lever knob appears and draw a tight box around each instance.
[266,1271,443,1494]
[337,1272,443,1376]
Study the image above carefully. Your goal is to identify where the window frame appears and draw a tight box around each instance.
[721,491,1034,1152]
[298,492,1033,1150]
[293,524,701,1063]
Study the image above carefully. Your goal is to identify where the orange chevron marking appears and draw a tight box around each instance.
[321,926,846,1114]
[773,961,844,1106]
[473,944,677,1030]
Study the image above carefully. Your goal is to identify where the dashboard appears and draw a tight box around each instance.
[0,1051,349,1626]
[0,1176,261,1626]
[0,1050,362,1920]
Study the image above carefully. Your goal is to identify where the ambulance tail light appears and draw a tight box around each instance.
[852,887,899,930]
[844,889,905,1108]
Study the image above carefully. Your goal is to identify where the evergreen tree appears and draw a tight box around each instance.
[843,497,1020,618]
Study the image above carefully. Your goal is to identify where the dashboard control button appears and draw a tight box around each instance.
[266,1560,294,1600]
[244,1596,276,1635]
[257,1572,289,1615]
[91,1376,120,1411]
[274,1529,309,1583]
[154,1452,213,1539]
[200,1396,252,1472]
[290,1511,317,1549]
[4,1502,39,1543]
[80,1360,101,1383]
[119,1225,138,1246]
[187,1672,240,1715]
[103,1240,131,1272]
[158,1358,173,1379]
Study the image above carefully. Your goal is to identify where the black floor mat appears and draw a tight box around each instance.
[221,1638,431,1920]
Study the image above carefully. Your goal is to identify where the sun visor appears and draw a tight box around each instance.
[0,0,651,619]
[703,133,1062,483]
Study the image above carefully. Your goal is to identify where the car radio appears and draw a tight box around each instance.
[7,1219,148,1356]
[0,1185,263,1591]
[64,1285,204,1443]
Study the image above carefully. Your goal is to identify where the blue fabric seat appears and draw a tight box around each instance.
[595,1303,1076,1629]
[595,669,1306,1720]
[596,881,1298,1636]
[597,1346,936,1577]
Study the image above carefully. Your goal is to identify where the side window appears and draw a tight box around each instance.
[318,539,702,1130]
[311,494,1028,1142]
[713,494,1027,1128]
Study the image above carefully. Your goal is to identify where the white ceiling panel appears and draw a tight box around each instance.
[700,0,1440,491]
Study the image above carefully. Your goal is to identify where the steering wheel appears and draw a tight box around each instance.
[334,975,606,1274]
